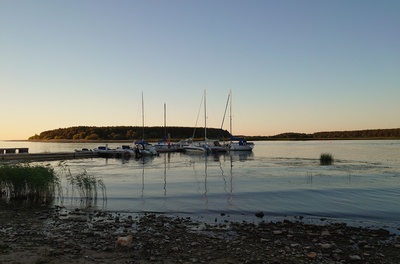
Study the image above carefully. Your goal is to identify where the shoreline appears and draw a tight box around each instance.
[1,206,400,263]
[3,137,400,143]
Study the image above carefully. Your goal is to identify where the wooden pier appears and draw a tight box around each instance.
[0,149,138,161]
[0,148,29,154]
[0,151,99,161]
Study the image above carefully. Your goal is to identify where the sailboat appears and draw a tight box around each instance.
[154,103,180,153]
[204,90,228,153]
[134,92,158,156]
[228,89,254,151]
[182,90,210,153]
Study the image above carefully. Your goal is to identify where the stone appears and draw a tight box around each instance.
[116,235,133,247]
[307,252,317,259]
[255,212,264,218]
[349,255,361,260]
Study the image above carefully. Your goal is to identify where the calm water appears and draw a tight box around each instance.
[1,140,400,228]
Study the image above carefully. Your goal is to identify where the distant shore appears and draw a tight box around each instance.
[22,126,400,142]
[5,137,400,143]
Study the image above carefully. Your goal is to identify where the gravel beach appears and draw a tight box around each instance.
[1,206,399,263]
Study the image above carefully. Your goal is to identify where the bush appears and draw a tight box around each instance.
[320,153,334,165]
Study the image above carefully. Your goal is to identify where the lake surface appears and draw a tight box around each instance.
[1,140,400,229]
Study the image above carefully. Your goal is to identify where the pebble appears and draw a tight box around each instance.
[349,254,361,260]
[2,207,400,264]
[307,252,317,259]
[255,211,264,218]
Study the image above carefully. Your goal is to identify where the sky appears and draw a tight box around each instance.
[1,0,399,140]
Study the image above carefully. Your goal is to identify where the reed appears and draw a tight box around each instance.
[320,153,334,165]
[0,163,60,202]
[58,162,106,202]
[67,169,106,201]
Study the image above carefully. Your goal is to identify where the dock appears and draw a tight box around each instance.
[0,148,141,161]
[0,151,99,161]
[0,148,29,154]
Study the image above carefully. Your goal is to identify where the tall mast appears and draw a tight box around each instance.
[204,89,207,141]
[229,89,232,143]
[142,92,144,141]
[164,103,167,139]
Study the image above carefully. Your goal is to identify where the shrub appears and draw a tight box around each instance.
[320,153,334,165]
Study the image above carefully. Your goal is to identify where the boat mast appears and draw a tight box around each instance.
[204,89,207,141]
[220,91,230,139]
[164,103,167,140]
[142,92,145,141]
[229,89,233,144]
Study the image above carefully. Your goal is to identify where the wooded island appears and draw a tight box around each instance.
[28,127,400,141]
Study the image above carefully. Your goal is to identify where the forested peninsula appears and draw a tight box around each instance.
[28,126,231,141]
[28,126,400,141]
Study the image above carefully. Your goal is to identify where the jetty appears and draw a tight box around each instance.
[0,147,144,161]
[0,150,99,161]
[0,148,29,154]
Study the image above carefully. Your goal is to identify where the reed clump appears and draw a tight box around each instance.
[320,153,334,165]
[58,162,106,202]
[67,169,106,201]
[0,163,60,202]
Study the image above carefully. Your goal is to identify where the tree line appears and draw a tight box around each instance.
[29,127,400,141]
[312,128,400,139]
[28,126,231,141]
[257,128,400,140]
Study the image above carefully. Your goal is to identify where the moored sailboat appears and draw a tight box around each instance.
[182,90,210,154]
[154,103,181,153]
[135,92,158,156]
[227,89,254,151]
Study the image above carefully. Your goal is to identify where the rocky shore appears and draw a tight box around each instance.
[1,206,399,263]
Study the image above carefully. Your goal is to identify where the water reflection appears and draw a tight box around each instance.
[183,151,253,163]
[204,157,208,206]
[229,151,254,162]
[3,140,399,228]
[141,163,145,198]
[180,152,237,208]
[163,153,168,196]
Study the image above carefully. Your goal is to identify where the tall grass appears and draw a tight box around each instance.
[67,169,106,201]
[0,162,107,206]
[58,162,106,203]
[320,153,334,165]
[0,163,60,202]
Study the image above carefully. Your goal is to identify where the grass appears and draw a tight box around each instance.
[67,169,106,202]
[320,153,334,165]
[58,162,106,204]
[0,162,107,206]
[0,163,60,203]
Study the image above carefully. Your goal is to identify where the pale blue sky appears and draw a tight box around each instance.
[1,0,399,140]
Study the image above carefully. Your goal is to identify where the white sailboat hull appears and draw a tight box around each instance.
[183,144,207,153]
[229,142,254,151]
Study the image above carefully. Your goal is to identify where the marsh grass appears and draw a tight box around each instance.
[320,153,334,165]
[58,162,106,203]
[0,163,60,202]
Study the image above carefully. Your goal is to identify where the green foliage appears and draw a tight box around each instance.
[29,126,400,141]
[28,126,231,141]
[269,132,313,140]
[85,133,100,140]
[0,164,60,202]
[313,128,400,139]
[320,153,334,165]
